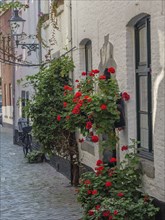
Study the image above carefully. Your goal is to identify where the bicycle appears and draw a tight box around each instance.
[22,126,33,157]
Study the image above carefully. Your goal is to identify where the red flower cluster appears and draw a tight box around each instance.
[86,121,92,129]
[92,189,98,195]
[75,79,79,82]
[114,210,118,216]
[121,145,128,151]
[105,181,112,187]
[63,102,67,108]
[109,157,117,163]
[95,205,101,210]
[79,138,84,143]
[84,95,92,102]
[103,210,111,217]
[92,69,100,74]
[88,210,94,216]
[99,75,106,80]
[66,115,70,120]
[82,72,87,76]
[108,67,115,74]
[57,115,61,121]
[72,105,80,114]
[74,91,82,98]
[100,104,107,110]
[89,72,95,77]
[122,92,130,101]
[64,85,73,91]
[84,179,91,185]
[117,192,124,197]
[96,159,103,166]
[91,135,99,143]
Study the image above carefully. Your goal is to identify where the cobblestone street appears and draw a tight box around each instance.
[0,127,82,220]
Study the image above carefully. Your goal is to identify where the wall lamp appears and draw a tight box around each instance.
[8,9,39,55]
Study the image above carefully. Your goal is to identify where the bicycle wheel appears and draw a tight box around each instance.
[23,135,28,157]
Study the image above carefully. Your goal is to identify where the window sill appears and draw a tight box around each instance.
[139,157,155,179]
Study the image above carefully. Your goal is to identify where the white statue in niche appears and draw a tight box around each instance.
[98,34,116,73]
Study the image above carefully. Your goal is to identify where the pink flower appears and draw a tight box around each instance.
[122,92,130,101]
[108,67,115,74]
[109,157,117,163]
[57,115,61,121]
[121,145,128,151]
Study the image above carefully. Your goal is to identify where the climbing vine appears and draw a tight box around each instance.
[0,1,29,13]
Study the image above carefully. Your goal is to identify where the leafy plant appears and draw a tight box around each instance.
[77,142,159,220]
[26,150,44,163]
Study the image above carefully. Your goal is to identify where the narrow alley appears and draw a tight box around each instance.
[0,127,81,220]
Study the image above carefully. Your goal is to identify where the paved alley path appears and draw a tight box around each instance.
[0,127,82,220]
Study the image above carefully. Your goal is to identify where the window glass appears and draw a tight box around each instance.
[140,114,149,149]
[139,76,148,111]
[85,41,92,74]
[139,26,147,63]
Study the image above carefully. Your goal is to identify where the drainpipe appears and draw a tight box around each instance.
[69,0,73,82]
[38,0,42,64]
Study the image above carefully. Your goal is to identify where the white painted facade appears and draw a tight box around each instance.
[14,1,40,129]
[70,0,165,202]
[33,0,165,203]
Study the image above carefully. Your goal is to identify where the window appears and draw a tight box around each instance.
[4,84,6,106]
[9,83,12,106]
[85,40,92,74]
[135,16,153,159]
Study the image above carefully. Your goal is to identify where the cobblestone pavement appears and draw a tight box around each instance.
[0,127,82,220]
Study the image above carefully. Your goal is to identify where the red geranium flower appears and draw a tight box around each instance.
[95,166,104,171]
[66,115,70,120]
[95,205,101,210]
[82,72,87,76]
[57,115,61,121]
[114,210,118,215]
[75,79,79,82]
[109,157,117,163]
[92,189,98,195]
[96,159,103,166]
[108,67,115,74]
[63,102,67,108]
[84,179,91,185]
[91,135,99,143]
[99,75,106,80]
[86,121,92,129]
[105,181,112,187]
[74,91,82,98]
[89,72,95,77]
[87,190,92,195]
[88,210,94,216]
[79,138,84,143]
[64,85,73,91]
[100,104,107,110]
[103,211,110,217]
[117,192,124,197]
[121,145,128,151]
[72,106,80,114]
[92,69,100,74]
[122,92,130,101]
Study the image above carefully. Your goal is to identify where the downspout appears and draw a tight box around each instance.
[38,0,42,64]
[69,0,73,82]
